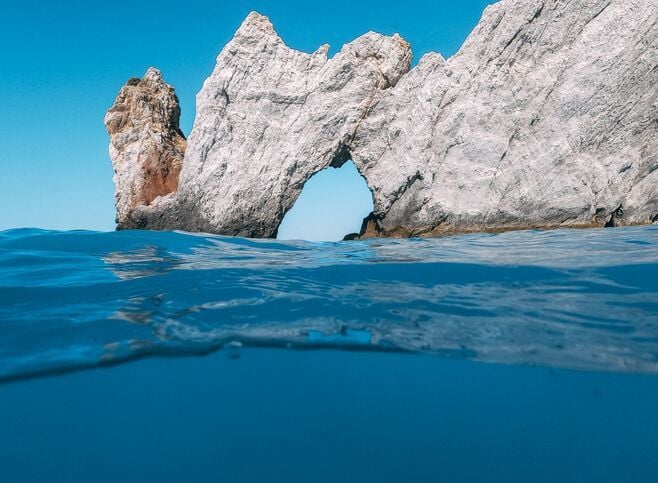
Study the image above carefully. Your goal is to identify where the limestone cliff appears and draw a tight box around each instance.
[106,0,658,238]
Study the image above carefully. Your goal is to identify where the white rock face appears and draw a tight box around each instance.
[353,0,658,236]
[174,12,411,237]
[107,0,658,238]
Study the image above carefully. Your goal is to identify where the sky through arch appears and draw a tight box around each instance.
[277,161,373,241]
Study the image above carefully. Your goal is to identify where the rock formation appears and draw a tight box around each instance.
[106,0,658,238]
[105,68,186,229]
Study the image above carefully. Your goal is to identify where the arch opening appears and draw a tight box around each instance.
[276,160,374,241]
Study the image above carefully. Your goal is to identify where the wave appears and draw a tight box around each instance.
[1,226,657,381]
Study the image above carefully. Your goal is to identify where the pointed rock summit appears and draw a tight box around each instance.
[104,67,186,229]
[106,0,658,238]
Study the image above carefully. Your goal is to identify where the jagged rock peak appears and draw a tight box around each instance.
[104,68,186,229]
[106,2,658,238]
[175,13,412,237]
[238,11,278,35]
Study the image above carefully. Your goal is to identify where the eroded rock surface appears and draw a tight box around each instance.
[106,0,658,238]
[354,0,658,237]
[105,68,186,229]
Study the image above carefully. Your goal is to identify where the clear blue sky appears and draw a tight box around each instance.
[0,0,492,239]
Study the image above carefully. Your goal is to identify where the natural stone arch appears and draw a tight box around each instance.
[170,13,411,238]
[106,4,658,238]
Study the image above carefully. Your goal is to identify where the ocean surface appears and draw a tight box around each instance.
[1,226,657,482]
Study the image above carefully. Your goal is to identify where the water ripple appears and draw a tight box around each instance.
[1,226,657,381]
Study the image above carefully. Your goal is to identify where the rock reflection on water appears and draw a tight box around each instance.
[104,246,183,280]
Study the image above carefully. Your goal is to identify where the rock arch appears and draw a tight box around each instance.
[169,13,411,238]
[106,3,658,238]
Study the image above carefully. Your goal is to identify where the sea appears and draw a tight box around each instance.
[1,226,657,482]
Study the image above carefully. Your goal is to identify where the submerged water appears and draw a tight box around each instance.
[1,226,657,482]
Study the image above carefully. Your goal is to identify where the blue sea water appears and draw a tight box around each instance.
[1,226,657,482]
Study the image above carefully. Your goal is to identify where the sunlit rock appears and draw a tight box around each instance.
[106,0,658,238]
[104,68,186,229]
